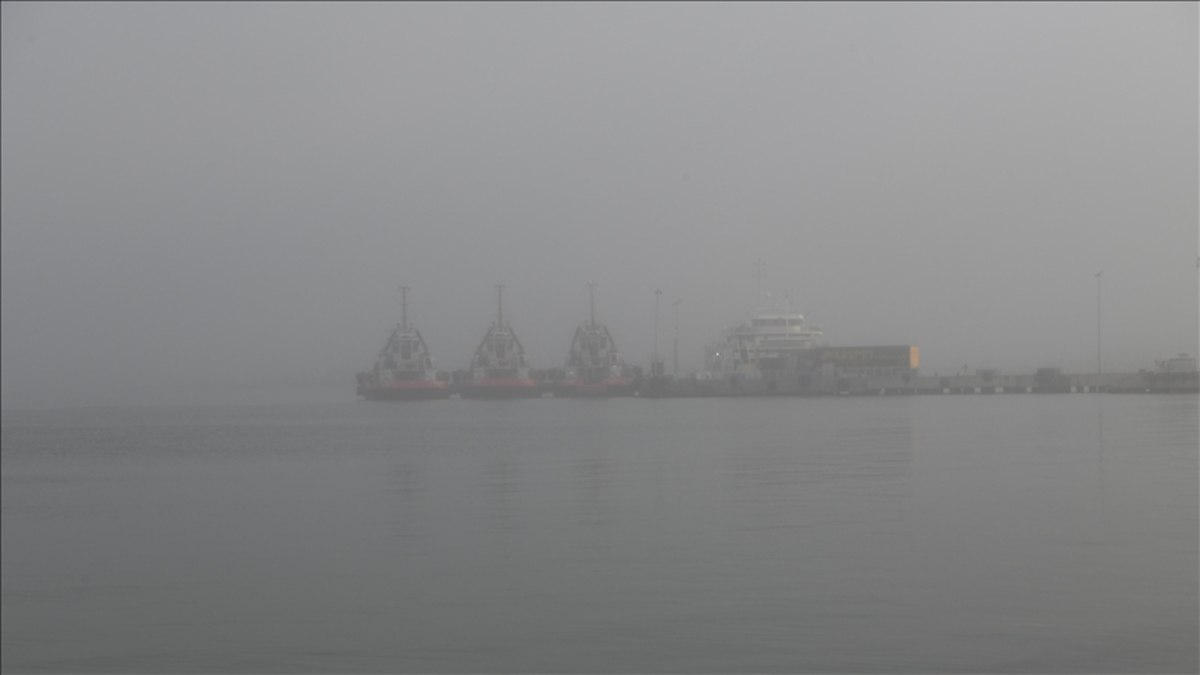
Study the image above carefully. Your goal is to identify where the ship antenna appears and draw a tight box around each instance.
[399,285,409,330]
[588,281,596,327]
[496,283,505,327]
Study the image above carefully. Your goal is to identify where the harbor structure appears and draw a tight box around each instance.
[356,282,1197,399]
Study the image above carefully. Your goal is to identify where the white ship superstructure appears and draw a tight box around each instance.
[706,294,825,378]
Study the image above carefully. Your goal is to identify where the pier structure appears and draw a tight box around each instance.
[650,357,1198,398]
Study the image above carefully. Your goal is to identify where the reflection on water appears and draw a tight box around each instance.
[2,395,1197,672]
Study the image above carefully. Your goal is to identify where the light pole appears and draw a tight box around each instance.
[672,298,682,377]
[651,290,664,378]
[1095,270,1102,375]
[653,290,661,358]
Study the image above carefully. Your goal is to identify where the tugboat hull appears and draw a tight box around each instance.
[362,382,450,400]
[556,378,638,397]
[463,378,541,399]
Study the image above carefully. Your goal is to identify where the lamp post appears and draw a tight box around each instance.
[651,290,663,378]
[672,298,683,377]
[1095,270,1102,375]
[653,290,661,359]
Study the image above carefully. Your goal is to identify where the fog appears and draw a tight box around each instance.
[2,2,1196,409]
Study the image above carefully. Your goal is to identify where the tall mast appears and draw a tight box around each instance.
[496,283,505,327]
[399,285,409,330]
[588,281,596,327]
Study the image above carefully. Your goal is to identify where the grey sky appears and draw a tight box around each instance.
[2,2,1196,408]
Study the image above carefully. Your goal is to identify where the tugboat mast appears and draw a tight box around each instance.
[399,285,409,331]
[588,281,596,327]
[496,283,504,327]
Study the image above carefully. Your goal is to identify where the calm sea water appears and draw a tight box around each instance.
[2,395,1197,673]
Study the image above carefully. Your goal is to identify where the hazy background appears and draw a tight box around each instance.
[2,2,1196,409]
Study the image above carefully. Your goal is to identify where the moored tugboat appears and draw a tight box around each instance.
[356,286,450,400]
[557,282,639,397]
[463,285,541,398]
